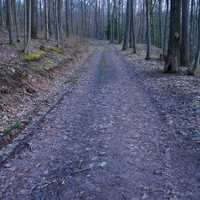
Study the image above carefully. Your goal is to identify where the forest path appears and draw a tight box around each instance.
[0,45,199,200]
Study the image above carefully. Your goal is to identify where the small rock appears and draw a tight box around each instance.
[19,189,27,195]
[10,167,16,172]
[153,169,163,176]
[99,161,107,168]
[63,136,68,140]
[44,170,49,175]
[142,193,148,199]
[98,152,106,156]
[91,156,98,161]
[89,163,95,168]
[5,163,11,168]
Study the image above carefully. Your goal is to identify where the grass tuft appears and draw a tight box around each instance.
[4,120,22,136]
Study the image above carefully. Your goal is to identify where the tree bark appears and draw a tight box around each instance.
[145,0,151,59]
[12,0,20,42]
[181,0,190,67]
[158,0,163,48]
[163,0,169,56]
[164,0,181,73]
[122,0,130,50]
[189,0,200,74]
[55,0,60,47]
[0,0,3,27]
[44,0,49,40]
[65,0,69,37]
[190,0,195,62]
[107,0,111,40]
[130,0,136,53]
[24,0,31,53]
[6,0,14,45]
[31,0,37,39]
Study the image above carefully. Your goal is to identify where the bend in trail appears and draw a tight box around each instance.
[0,44,199,200]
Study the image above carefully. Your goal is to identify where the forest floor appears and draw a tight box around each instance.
[0,42,200,199]
[0,33,94,149]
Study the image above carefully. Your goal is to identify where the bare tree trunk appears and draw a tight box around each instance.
[181,0,190,67]
[55,0,60,47]
[24,0,27,50]
[6,0,14,45]
[122,0,130,50]
[163,0,169,56]
[145,0,151,60]
[31,0,37,39]
[57,0,63,46]
[130,0,136,53]
[39,0,43,32]
[12,0,20,42]
[48,0,53,37]
[94,0,98,38]
[70,0,74,34]
[164,0,181,73]
[0,0,3,27]
[44,0,49,40]
[190,0,195,62]
[65,0,69,37]
[189,0,200,74]
[107,0,111,40]
[158,0,163,48]
[24,0,31,53]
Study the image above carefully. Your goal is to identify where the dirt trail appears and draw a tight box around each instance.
[0,45,199,200]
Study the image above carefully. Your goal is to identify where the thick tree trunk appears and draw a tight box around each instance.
[122,0,130,50]
[181,0,190,67]
[164,0,181,73]
[31,0,37,39]
[189,0,200,74]
[130,0,136,53]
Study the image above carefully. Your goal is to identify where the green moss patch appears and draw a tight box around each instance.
[49,47,64,54]
[23,51,44,62]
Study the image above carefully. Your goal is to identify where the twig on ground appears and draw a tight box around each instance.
[71,167,91,175]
